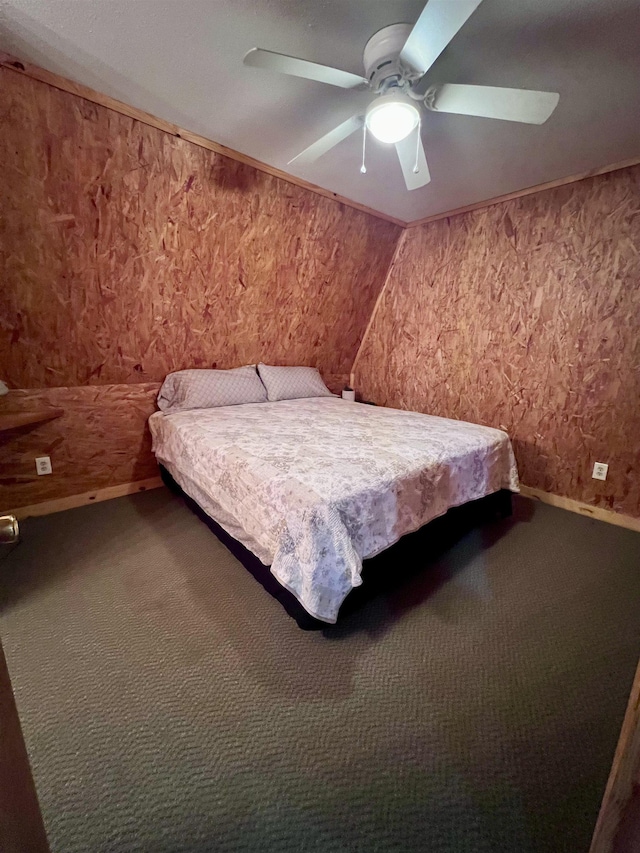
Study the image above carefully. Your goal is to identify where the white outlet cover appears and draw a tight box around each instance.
[35,456,52,475]
[592,462,608,481]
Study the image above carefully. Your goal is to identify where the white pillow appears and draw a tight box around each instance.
[257,364,335,402]
[157,366,267,413]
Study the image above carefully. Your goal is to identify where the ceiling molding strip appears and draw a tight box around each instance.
[0,52,406,228]
[2,52,637,231]
[405,156,640,228]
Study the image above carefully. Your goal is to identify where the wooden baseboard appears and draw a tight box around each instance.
[5,478,638,532]
[4,477,165,520]
[519,486,640,533]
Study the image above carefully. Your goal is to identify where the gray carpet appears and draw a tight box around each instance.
[1,489,639,853]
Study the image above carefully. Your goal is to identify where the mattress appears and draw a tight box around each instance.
[149,398,519,623]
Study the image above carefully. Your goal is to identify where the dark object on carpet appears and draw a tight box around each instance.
[0,640,50,853]
[1,489,639,853]
[159,464,513,628]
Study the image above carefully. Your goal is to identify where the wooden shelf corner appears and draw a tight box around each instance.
[0,407,64,433]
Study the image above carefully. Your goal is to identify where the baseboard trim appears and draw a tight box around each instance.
[519,486,640,533]
[5,477,165,520]
[5,479,638,532]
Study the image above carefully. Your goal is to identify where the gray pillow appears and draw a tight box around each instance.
[157,366,267,413]
[257,364,335,402]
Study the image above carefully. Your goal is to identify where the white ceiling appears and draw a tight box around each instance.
[1,0,639,223]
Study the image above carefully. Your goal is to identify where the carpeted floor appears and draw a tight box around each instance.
[1,489,639,853]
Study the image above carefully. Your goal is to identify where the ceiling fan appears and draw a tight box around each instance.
[243,0,559,191]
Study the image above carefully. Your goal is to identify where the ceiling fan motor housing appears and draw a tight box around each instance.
[363,23,415,91]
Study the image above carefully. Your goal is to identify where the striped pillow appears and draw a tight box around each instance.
[157,367,267,413]
[257,364,335,402]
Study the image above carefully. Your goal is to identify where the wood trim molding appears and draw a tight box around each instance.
[5,477,165,520]
[405,157,640,228]
[2,52,637,232]
[4,476,638,532]
[519,486,640,534]
[0,407,64,433]
[0,53,405,228]
[589,657,640,853]
[350,228,408,387]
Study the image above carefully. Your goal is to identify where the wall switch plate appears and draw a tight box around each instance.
[592,462,608,481]
[35,456,52,475]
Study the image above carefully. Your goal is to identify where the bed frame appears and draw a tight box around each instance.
[159,465,512,629]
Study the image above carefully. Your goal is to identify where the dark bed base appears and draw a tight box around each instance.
[159,465,512,630]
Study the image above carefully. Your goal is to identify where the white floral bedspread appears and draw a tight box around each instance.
[149,398,519,623]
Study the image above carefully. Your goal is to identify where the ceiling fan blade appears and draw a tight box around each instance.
[427,84,560,124]
[244,48,368,89]
[288,115,364,166]
[400,0,484,76]
[395,130,431,191]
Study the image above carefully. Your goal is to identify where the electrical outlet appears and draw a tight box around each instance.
[592,462,608,481]
[35,456,52,476]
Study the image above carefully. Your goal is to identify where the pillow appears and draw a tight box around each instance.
[157,366,267,413]
[257,364,335,402]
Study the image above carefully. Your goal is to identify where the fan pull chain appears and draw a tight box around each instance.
[413,118,422,174]
[360,122,367,174]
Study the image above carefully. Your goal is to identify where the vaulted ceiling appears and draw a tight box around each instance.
[1,0,638,222]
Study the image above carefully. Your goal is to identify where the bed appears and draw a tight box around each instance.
[149,397,519,624]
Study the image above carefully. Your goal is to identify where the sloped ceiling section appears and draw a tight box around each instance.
[0,0,639,221]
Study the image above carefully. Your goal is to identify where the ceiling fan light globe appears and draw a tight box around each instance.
[366,100,419,144]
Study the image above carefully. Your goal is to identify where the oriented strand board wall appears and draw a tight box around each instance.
[354,166,640,519]
[0,387,159,511]
[0,373,348,511]
[0,69,399,388]
[0,67,399,511]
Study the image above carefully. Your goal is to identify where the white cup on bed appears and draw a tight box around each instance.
[342,388,356,402]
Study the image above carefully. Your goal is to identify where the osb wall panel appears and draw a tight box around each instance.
[0,372,349,512]
[0,386,159,510]
[0,68,400,389]
[0,66,393,509]
[355,166,640,519]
